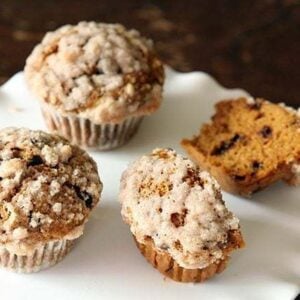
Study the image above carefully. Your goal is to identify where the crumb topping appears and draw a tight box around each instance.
[25,21,165,124]
[0,128,102,249]
[119,148,240,269]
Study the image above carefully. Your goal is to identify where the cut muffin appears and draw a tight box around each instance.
[0,128,102,272]
[119,148,244,282]
[24,21,164,150]
[182,97,300,196]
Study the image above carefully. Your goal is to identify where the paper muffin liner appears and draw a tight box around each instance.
[0,239,74,273]
[41,105,143,150]
[134,237,229,283]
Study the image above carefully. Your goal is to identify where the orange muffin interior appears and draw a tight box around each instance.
[182,98,300,194]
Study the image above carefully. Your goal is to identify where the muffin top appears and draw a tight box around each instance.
[25,21,165,124]
[0,128,102,254]
[120,148,241,269]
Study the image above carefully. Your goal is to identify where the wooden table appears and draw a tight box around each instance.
[0,0,299,107]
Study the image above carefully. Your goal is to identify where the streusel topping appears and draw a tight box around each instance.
[25,21,164,123]
[119,148,240,269]
[0,128,102,249]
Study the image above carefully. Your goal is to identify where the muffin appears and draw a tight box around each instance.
[119,148,244,282]
[24,21,165,150]
[182,97,300,196]
[0,127,102,273]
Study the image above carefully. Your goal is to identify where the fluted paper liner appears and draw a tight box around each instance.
[41,105,143,150]
[134,230,244,283]
[0,239,74,273]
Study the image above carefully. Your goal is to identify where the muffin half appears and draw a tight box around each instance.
[182,98,300,196]
[25,21,165,150]
[0,128,102,272]
[119,148,244,282]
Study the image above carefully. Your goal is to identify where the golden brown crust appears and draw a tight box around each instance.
[134,230,244,283]
[181,98,300,196]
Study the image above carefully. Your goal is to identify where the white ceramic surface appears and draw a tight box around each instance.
[0,69,299,300]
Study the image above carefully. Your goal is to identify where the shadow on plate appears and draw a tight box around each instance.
[249,182,300,219]
[44,203,145,277]
[226,216,300,286]
[122,92,216,155]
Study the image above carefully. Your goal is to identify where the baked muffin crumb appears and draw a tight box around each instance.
[182,97,300,195]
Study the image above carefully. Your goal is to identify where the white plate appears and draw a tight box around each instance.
[0,69,299,300]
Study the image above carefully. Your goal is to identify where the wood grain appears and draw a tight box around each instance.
[0,0,299,106]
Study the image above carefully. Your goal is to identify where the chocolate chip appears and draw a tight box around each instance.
[259,126,272,138]
[171,213,181,227]
[93,68,104,75]
[28,210,33,222]
[183,168,204,188]
[115,66,122,74]
[27,155,43,167]
[255,112,265,120]
[211,134,242,155]
[170,209,188,228]
[232,175,246,181]
[74,185,93,209]
[252,161,262,171]
[231,134,241,143]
